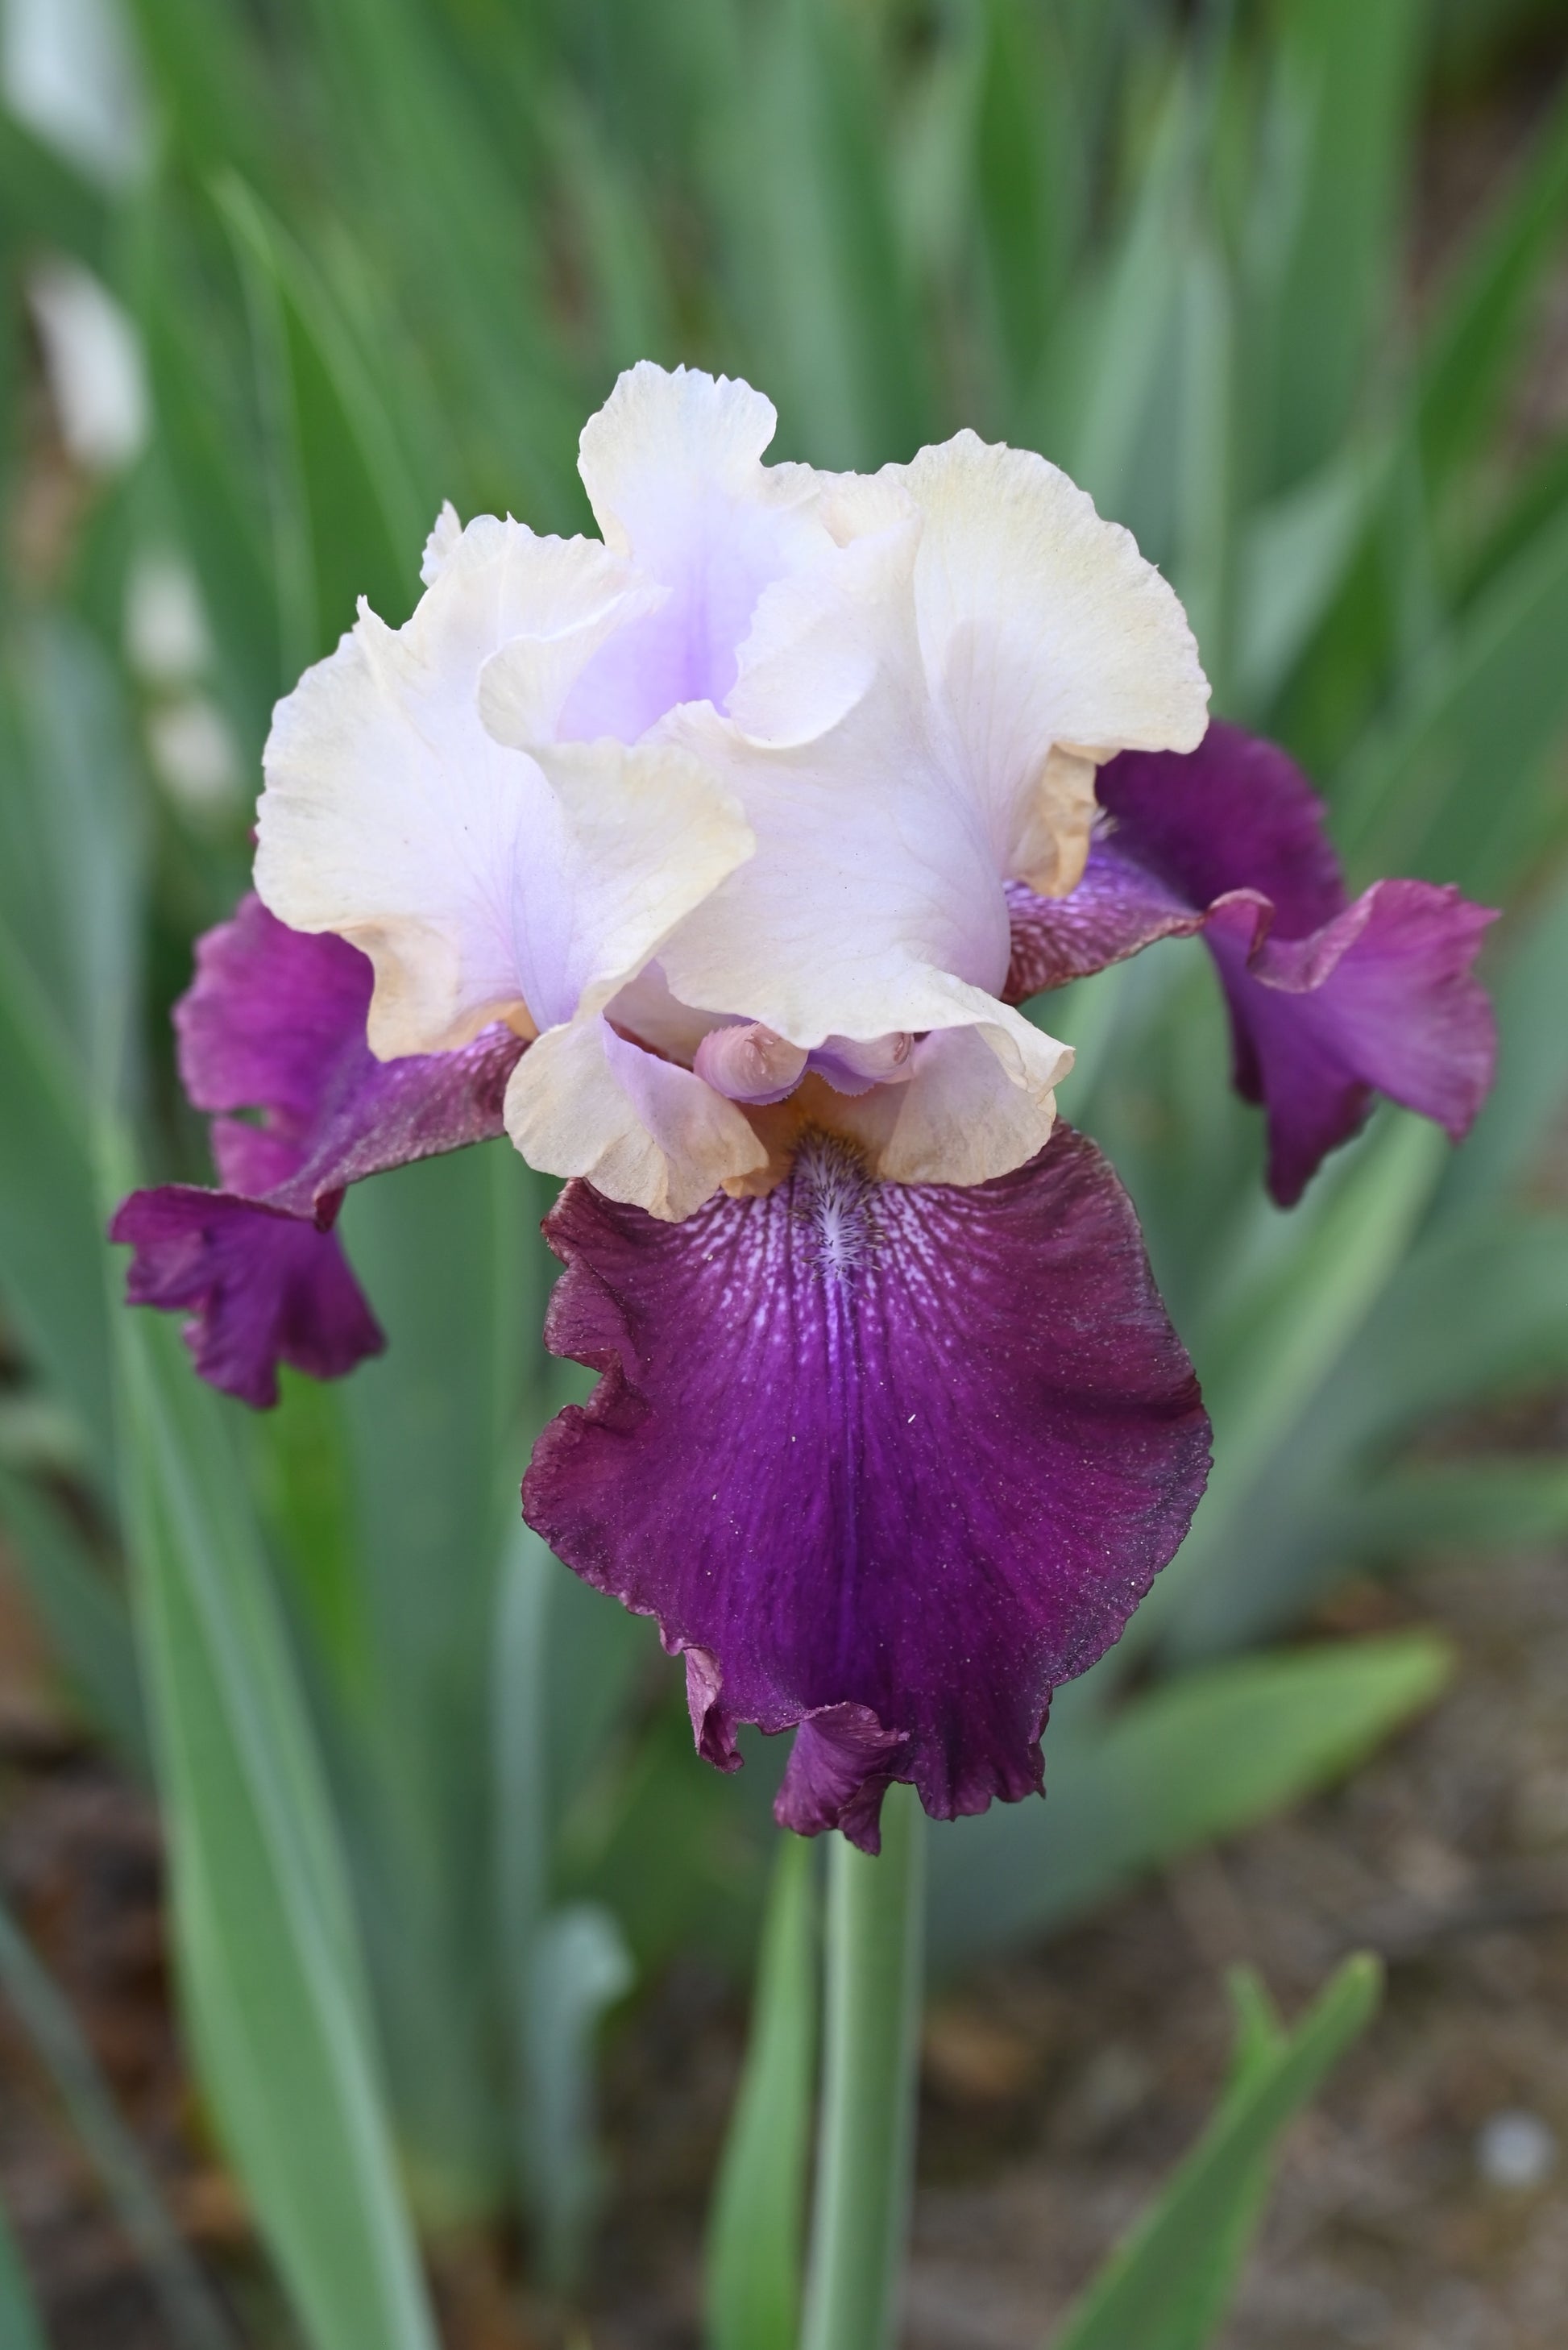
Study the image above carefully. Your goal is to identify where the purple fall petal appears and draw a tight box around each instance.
[1201,879,1498,1205]
[176,900,378,1140]
[1100,723,1346,931]
[110,1187,384,1410]
[173,895,524,1223]
[1006,723,1497,1203]
[522,1126,1209,1851]
[111,895,525,1405]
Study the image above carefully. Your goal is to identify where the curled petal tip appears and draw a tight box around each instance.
[693,1020,810,1105]
[775,1704,911,1852]
[811,1031,917,1095]
[110,1185,384,1409]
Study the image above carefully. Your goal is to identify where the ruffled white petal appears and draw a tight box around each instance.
[256,372,1206,1213]
[894,432,1209,878]
[644,511,1076,1185]
[559,363,834,743]
[505,1014,765,1220]
[657,518,1011,1041]
[499,735,756,1029]
[420,499,463,585]
[257,514,750,1057]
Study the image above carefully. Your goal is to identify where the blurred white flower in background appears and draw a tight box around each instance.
[4,0,235,821]
[145,700,243,818]
[5,0,152,480]
[125,550,244,820]
[26,256,147,473]
[1,0,147,189]
[126,550,212,684]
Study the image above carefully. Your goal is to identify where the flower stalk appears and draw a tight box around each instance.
[801,1786,926,2350]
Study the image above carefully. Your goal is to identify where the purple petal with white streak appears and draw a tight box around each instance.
[523,1126,1209,1851]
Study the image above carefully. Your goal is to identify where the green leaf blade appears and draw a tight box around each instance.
[705,1834,818,2350]
[1047,1956,1382,2350]
[118,1309,439,2350]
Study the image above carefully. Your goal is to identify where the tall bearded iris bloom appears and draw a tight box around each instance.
[112,364,1495,1850]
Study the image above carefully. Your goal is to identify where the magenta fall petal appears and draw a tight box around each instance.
[521,1126,1211,1852]
[1006,723,1497,1204]
[110,895,525,1406]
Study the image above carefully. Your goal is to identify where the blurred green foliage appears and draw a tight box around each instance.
[0,0,1566,2340]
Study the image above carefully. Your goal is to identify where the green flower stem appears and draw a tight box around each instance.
[801,1783,926,2350]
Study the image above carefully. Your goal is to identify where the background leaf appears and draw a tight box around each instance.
[0,2192,48,2350]
[1046,1956,1383,2350]
[928,1635,1451,1974]
[0,1887,234,2350]
[705,1834,818,2350]
[118,1304,440,2350]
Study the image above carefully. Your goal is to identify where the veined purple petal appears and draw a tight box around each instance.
[1003,849,1210,997]
[522,1126,1209,1852]
[111,895,525,1405]
[1006,724,1497,1204]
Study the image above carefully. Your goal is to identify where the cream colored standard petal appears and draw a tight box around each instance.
[560,363,835,741]
[256,517,662,1056]
[396,515,662,733]
[1010,748,1098,898]
[579,363,793,552]
[896,433,1209,876]
[872,1021,1071,1185]
[723,511,919,749]
[505,1014,766,1221]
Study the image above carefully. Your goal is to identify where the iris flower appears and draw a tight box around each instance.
[113,365,1495,1850]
